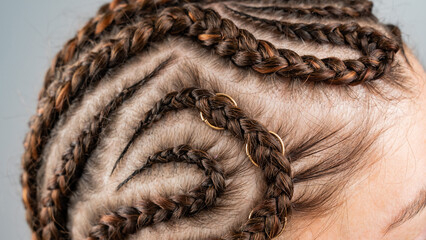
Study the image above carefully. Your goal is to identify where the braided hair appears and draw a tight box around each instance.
[21,0,408,239]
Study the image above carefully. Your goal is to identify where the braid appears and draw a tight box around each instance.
[38,0,267,100]
[37,58,172,239]
[111,87,214,174]
[221,4,399,82]
[88,145,226,239]
[223,4,397,56]
[229,2,374,20]
[22,0,405,239]
[21,19,157,238]
[90,87,293,240]
[39,0,181,100]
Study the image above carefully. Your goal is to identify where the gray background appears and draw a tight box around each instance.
[0,1,424,239]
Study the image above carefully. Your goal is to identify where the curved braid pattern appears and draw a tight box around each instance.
[96,87,293,240]
[231,2,374,19]
[37,59,171,240]
[224,5,398,60]
[21,18,157,239]
[88,145,226,239]
[21,1,399,239]
[39,0,190,100]
[38,0,255,99]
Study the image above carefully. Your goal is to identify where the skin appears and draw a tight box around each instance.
[41,38,424,240]
[30,1,424,239]
[283,50,426,240]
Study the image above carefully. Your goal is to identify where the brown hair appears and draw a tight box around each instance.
[21,0,409,239]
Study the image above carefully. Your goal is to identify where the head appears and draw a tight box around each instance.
[22,0,426,239]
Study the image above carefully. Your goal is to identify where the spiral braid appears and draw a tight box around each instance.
[116,144,225,191]
[88,145,226,239]
[100,87,292,240]
[230,2,374,20]
[110,87,216,174]
[21,1,402,239]
[36,58,172,240]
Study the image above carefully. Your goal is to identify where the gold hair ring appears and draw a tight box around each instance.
[276,216,288,238]
[246,131,285,168]
[270,216,287,239]
[248,210,287,239]
[200,93,237,130]
[248,209,254,220]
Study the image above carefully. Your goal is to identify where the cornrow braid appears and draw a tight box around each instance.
[229,2,374,20]
[37,58,172,240]
[22,1,403,239]
[39,0,177,100]
[21,18,157,238]
[88,145,226,239]
[100,87,293,240]
[39,0,255,100]
[38,0,377,101]
[116,144,225,191]
[223,4,398,56]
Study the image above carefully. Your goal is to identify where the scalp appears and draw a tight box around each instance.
[21,1,414,239]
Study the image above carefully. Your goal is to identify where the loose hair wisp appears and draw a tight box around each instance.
[21,0,401,239]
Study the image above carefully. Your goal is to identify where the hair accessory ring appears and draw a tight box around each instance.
[246,131,285,168]
[200,93,237,130]
[248,210,287,239]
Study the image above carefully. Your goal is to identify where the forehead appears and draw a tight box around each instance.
[21,1,426,240]
[288,51,426,239]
